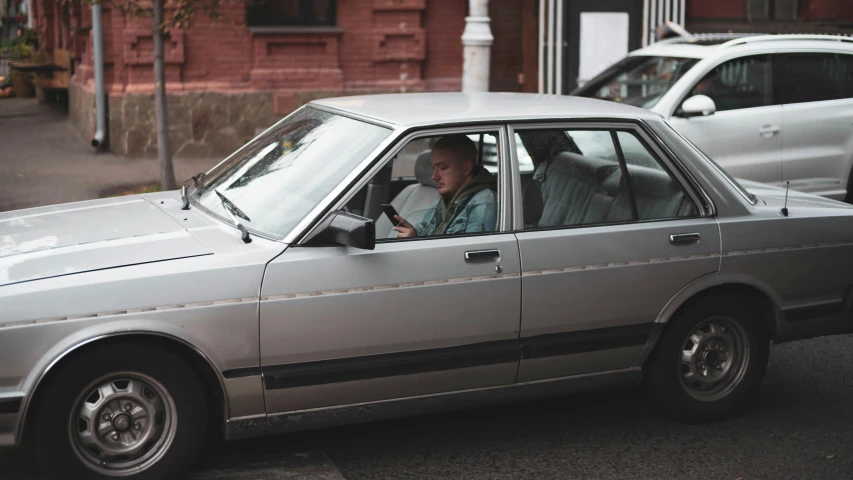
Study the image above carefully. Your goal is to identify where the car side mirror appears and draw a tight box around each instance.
[678,94,716,118]
[304,210,375,250]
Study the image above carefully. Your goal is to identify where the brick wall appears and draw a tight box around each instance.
[489,0,523,92]
[61,0,462,103]
[30,0,470,155]
[688,0,853,23]
[806,0,853,22]
[424,0,465,91]
[687,0,745,20]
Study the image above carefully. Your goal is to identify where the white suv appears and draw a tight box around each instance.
[573,34,853,201]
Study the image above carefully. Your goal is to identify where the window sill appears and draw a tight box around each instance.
[248,26,344,35]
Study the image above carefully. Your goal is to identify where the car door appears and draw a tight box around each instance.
[259,127,521,415]
[776,51,853,200]
[509,123,721,382]
[667,54,783,187]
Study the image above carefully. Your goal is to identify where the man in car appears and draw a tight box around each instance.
[393,135,497,238]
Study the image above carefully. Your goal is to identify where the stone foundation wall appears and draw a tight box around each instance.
[69,85,411,157]
[108,91,281,158]
[69,82,97,144]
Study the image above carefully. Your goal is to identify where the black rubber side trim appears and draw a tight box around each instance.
[264,339,520,390]
[784,301,844,323]
[222,367,263,379]
[0,397,22,414]
[261,325,654,390]
[521,323,653,360]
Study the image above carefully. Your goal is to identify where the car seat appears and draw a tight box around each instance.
[375,150,441,238]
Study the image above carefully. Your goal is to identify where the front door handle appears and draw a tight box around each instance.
[464,249,500,261]
[758,125,781,138]
[669,233,700,244]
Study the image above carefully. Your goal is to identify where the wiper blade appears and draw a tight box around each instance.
[215,190,251,222]
[215,190,252,243]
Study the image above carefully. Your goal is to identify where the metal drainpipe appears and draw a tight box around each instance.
[91,4,106,148]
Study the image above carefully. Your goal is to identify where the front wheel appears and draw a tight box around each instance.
[645,296,770,422]
[31,343,208,480]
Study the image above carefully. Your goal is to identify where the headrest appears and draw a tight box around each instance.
[601,170,623,196]
[415,150,436,187]
[604,165,679,199]
[627,166,680,198]
[538,152,620,186]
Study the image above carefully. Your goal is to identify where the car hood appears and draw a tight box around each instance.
[0,196,212,287]
[736,179,853,210]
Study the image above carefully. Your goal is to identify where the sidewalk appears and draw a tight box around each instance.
[0,98,218,213]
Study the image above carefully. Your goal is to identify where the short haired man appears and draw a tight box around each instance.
[394,135,498,238]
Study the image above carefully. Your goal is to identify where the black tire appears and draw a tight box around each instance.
[31,343,207,480]
[645,295,770,423]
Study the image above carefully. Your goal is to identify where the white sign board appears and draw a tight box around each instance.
[578,12,630,86]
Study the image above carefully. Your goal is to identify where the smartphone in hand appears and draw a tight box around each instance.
[381,204,401,224]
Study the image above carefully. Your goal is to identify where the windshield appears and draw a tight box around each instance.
[191,107,392,238]
[574,56,699,108]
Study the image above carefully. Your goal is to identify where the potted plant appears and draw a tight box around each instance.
[1,28,43,98]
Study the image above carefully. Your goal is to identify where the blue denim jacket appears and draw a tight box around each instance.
[415,170,498,236]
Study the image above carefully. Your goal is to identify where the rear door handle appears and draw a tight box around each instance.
[464,249,500,261]
[758,125,780,137]
[669,233,700,244]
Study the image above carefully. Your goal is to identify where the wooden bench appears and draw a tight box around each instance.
[30,48,71,104]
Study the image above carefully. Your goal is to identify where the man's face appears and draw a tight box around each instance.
[431,147,473,197]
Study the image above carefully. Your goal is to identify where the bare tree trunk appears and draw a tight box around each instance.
[153,0,177,190]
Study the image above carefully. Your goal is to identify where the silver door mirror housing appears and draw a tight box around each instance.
[305,211,376,250]
[679,94,716,118]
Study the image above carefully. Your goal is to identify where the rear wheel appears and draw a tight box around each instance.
[645,295,770,422]
[32,343,207,479]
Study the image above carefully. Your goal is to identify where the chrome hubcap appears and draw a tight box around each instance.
[69,373,177,476]
[679,317,750,401]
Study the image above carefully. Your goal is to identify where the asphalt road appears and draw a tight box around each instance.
[4,334,853,479]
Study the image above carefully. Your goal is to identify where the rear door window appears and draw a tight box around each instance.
[776,52,845,104]
[841,53,853,98]
[514,127,698,229]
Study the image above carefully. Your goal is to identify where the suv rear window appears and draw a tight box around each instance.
[573,56,699,109]
[776,52,853,104]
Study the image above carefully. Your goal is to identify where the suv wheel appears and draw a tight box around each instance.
[645,295,770,422]
[31,343,207,479]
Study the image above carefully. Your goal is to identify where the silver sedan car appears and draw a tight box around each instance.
[2,93,852,480]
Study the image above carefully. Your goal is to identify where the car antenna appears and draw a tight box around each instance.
[781,181,790,217]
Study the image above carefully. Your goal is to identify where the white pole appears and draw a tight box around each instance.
[649,0,656,44]
[657,0,663,35]
[462,0,494,93]
[642,0,649,47]
[673,0,678,26]
[680,0,685,27]
[664,0,670,24]
[538,0,545,93]
[555,0,563,94]
[547,0,555,93]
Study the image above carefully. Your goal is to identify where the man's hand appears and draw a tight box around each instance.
[392,215,417,238]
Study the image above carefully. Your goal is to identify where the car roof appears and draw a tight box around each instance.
[628,34,853,60]
[310,93,660,127]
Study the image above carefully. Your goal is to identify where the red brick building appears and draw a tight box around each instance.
[30,0,470,156]
[26,0,853,156]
